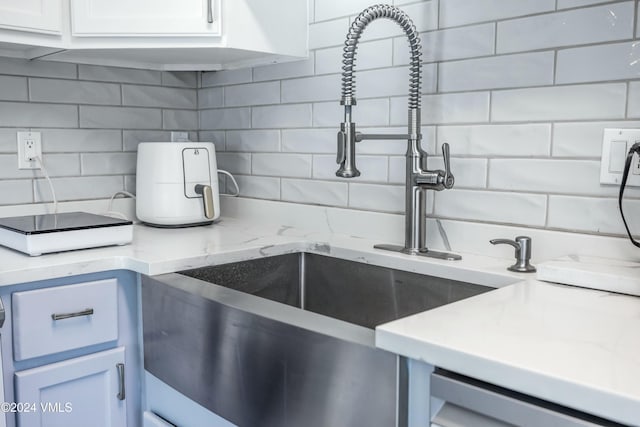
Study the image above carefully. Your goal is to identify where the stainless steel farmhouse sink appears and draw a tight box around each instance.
[142,253,493,427]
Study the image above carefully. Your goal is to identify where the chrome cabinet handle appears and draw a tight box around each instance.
[194,184,214,219]
[207,0,213,23]
[51,308,94,321]
[117,363,125,400]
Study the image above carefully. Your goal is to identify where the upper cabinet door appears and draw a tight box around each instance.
[71,0,221,37]
[0,0,62,34]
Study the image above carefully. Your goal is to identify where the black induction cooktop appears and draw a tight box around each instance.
[0,212,132,235]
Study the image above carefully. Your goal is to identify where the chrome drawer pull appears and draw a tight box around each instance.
[207,0,213,23]
[117,363,125,400]
[51,308,94,321]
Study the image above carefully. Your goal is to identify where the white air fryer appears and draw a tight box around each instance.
[136,142,221,227]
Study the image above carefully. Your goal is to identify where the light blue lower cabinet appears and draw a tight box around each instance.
[14,347,126,427]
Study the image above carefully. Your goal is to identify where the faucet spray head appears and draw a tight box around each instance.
[336,121,360,178]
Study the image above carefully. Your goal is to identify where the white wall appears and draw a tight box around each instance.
[200,0,640,239]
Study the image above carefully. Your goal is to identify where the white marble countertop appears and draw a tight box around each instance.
[0,215,637,425]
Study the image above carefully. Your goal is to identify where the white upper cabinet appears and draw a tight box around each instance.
[0,0,62,34]
[71,0,221,37]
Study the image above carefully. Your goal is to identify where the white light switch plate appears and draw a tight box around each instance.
[600,128,640,186]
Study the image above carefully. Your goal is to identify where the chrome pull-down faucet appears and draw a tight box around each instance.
[336,4,461,261]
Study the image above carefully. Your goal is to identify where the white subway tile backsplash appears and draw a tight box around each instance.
[0,180,33,205]
[439,0,555,28]
[82,153,136,175]
[41,129,122,153]
[281,74,341,103]
[254,57,315,82]
[427,157,488,188]
[497,3,634,53]
[281,179,348,206]
[161,71,198,88]
[216,153,251,174]
[34,176,123,202]
[627,82,640,118]
[357,65,436,98]
[30,78,120,105]
[282,129,336,153]
[434,189,547,226]
[0,102,77,127]
[198,87,224,109]
[0,57,76,79]
[313,155,388,182]
[491,84,627,122]
[253,104,312,129]
[348,183,404,213]
[0,154,79,178]
[556,42,640,84]
[0,129,26,152]
[79,65,161,85]
[315,39,392,75]
[228,175,281,199]
[552,121,640,158]
[548,195,640,235]
[80,106,161,129]
[315,0,382,21]
[226,130,280,152]
[557,0,617,10]
[225,82,280,107]
[200,107,251,130]
[253,153,312,178]
[489,159,618,196]
[122,85,196,109]
[438,52,554,92]
[198,131,226,152]
[438,124,551,157]
[391,92,490,125]
[0,76,27,101]
[313,99,389,127]
[309,18,350,49]
[124,130,174,151]
[125,175,136,194]
[201,69,252,87]
[163,109,198,130]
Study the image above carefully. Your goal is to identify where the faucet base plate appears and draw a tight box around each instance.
[374,244,462,261]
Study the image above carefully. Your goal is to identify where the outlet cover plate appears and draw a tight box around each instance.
[17,131,42,170]
[600,128,640,186]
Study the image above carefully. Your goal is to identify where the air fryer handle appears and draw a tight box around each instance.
[194,184,214,219]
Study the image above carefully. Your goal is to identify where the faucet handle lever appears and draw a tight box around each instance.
[441,143,454,189]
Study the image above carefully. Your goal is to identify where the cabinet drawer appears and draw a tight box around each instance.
[13,279,118,361]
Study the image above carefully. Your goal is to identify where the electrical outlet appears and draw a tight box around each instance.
[171,131,189,142]
[17,131,42,169]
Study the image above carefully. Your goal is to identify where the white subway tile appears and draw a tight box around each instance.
[252,104,312,129]
[82,153,136,175]
[216,153,251,174]
[315,0,381,21]
[226,130,280,152]
[199,87,224,109]
[348,183,404,213]
[552,121,640,158]
[79,65,161,85]
[388,156,404,183]
[434,189,547,226]
[125,175,135,194]
[80,106,161,129]
[557,0,617,10]
[34,176,123,202]
[557,42,640,84]
[227,174,280,199]
[0,57,76,79]
[439,0,555,28]
[122,85,196,109]
[225,82,280,107]
[30,79,120,105]
[0,102,77,127]
[200,107,251,130]
[391,93,490,125]
[309,18,350,49]
[627,82,640,118]
[201,69,252,87]
[314,99,389,127]
[357,2,438,43]
[281,74,340,103]
[489,159,623,196]
[281,179,348,207]
[41,129,122,153]
[492,84,627,122]
[313,155,388,182]
[357,65,436,98]
[0,76,27,101]
[549,195,640,236]
[253,57,315,82]
[0,154,79,178]
[426,157,488,188]
[315,39,392,75]
[497,3,634,53]
[395,24,494,64]
[282,129,335,153]
[439,52,554,92]
[198,131,225,152]
[437,124,551,157]
[0,180,33,205]
[163,109,198,130]
[253,153,312,178]
[161,71,198,88]
[124,130,173,151]
[358,127,435,155]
